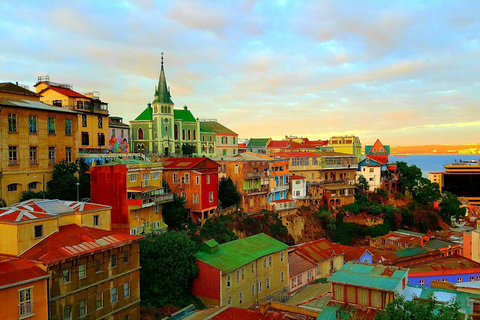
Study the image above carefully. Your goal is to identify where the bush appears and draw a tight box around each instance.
[343,203,361,214]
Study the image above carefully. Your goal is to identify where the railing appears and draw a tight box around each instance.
[271,201,297,211]
[243,186,269,194]
[307,179,355,187]
[271,184,289,193]
[60,104,109,114]
[323,164,357,170]
[246,172,265,178]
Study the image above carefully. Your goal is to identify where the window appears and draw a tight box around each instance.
[182,129,185,140]
[251,262,254,273]
[298,274,303,285]
[227,297,231,305]
[48,117,55,134]
[46,146,55,164]
[267,277,270,288]
[292,278,297,288]
[82,132,89,146]
[79,298,87,317]
[188,129,191,140]
[19,288,32,316]
[82,114,87,127]
[196,176,200,185]
[234,164,239,174]
[252,284,255,296]
[263,257,267,268]
[152,172,160,180]
[61,148,71,164]
[111,287,118,302]
[369,168,374,173]
[111,254,117,268]
[130,174,138,182]
[64,118,72,135]
[98,133,105,146]
[8,184,17,191]
[96,292,103,309]
[95,259,102,273]
[268,255,272,266]
[241,268,244,280]
[8,113,17,132]
[123,250,129,264]
[419,280,424,286]
[477,276,480,281]
[209,191,213,202]
[443,278,448,282]
[77,101,84,109]
[79,264,86,278]
[308,270,313,281]
[281,271,284,282]
[457,277,463,283]
[62,269,71,283]
[64,305,72,320]
[236,269,240,282]
[93,215,100,226]
[8,146,17,165]
[239,292,243,304]
[27,182,37,190]
[470,276,475,282]
[184,173,190,184]
[173,173,178,184]
[98,116,103,128]
[227,274,231,287]
[193,194,199,204]
[207,175,211,184]
[34,225,43,238]
[258,281,262,292]
[29,115,37,133]
[138,128,144,140]
[28,146,38,164]
[124,282,130,297]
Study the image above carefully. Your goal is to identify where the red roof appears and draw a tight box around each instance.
[162,157,220,170]
[270,199,295,203]
[293,239,338,263]
[20,224,142,265]
[267,140,289,148]
[270,152,319,158]
[238,143,247,148]
[212,306,290,319]
[289,251,316,277]
[0,256,49,288]
[0,199,111,222]
[37,84,87,98]
[289,175,306,180]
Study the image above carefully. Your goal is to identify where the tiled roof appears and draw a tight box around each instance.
[135,104,153,121]
[163,157,219,169]
[196,233,288,273]
[0,256,49,288]
[247,138,270,147]
[0,97,79,114]
[289,251,316,277]
[267,140,289,148]
[200,121,237,135]
[20,224,142,265]
[174,108,196,122]
[0,199,111,223]
[37,84,88,98]
[328,262,407,292]
[0,82,40,97]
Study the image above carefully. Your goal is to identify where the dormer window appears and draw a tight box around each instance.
[34,225,43,238]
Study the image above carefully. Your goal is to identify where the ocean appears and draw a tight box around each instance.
[389,154,480,177]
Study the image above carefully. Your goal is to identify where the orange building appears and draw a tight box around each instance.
[0,256,49,320]
[0,82,79,205]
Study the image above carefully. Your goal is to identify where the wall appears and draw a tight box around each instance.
[0,278,49,320]
[409,272,480,287]
[191,260,221,306]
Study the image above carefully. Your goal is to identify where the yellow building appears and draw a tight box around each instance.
[192,234,289,308]
[328,135,362,161]
[90,159,173,235]
[35,76,109,153]
[0,82,79,205]
[0,199,142,319]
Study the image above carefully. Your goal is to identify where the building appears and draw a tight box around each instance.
[0,199,142,319]
[364,139,390,164]
[290,175,306,200]
[268,160,297,213]
[356,139,391,191]
[34,76,109,153]
[200,120,238,156]
[191,234,289,308]
[370,229,430,249]
[162,157,220,224]
[90,159,173,235]
[246,138,271,154]
[0,82,79,205]
[428,172,444,192]
[443,162,480,205]
[288,249,317,294]
[328,262,408,310]
[109,116,130,153]
[328,136,362,161]
[292,239,344,279]
[0,256,49,320]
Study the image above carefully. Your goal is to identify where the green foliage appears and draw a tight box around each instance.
[200,215,238,244]
[376,294,462,320]
[342,203,361,214]
[439,192,466,223]
[314,277,328,283]
[47,160,80,200]
[376,188,388,198]
[163,180,171,193]
[367,223,392,237]
[401,208,413,227]
[354,193,371,208]
[20,190,48,201]
[397,161,422,194]
[181,144,196,156]
[357,175,369,193]
[218,177,241,208]
[163,196,189,230]
[330,213,367,245]
[412,178,441,205]
[140,231,199,309]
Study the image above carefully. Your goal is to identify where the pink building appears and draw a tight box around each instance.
[288,249,316,294]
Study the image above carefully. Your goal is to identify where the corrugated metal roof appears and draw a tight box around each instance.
[0,255,49,288]
[0,97,79,114]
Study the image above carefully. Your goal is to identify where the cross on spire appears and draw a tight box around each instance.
[161,52,164,67]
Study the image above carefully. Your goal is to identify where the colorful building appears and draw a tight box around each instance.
[0,199,142,319]
[356,139,391,191]
[200,120,238,156]
[292,239,344,279]
[191,234,289,308]
[268,159,297,212]
[328,136,362,161]
[290,175,306,200]
[370,229,430,249]
[34,76,109,153]
[0,82,79,205]
[246,138,271,154]
[288,249,317,294]
[90,159,173,235]
[162,157,220,224]
[109,116,130,153]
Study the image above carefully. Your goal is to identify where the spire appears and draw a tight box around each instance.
[154,52,174,104]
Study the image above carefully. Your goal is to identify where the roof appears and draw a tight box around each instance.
[289,175,306,180]
[328,262,407,292]
[238,143,247,148]
[37,84,88,98]
[162,157,220,170]
[0,97,79,114]
[408,255,480,275]
[422,239,457,250]
[271,152,320,158]
[97,158,161,167]
[270,199,295,203]
[0,82,39,97]
[174,108,196,122]
[394,247,428,257]
[289,251,316,277]
[0,199,111,223]
[365,139,390,155]
[247,138,271,148]
[267,140,289,148]
[196,233,288,273]
[135,104,153,121]
[154,61,173,104]
[0,256,49,289]
[200,121,237,135]
[293,239,339,263]
[20,224,142,265]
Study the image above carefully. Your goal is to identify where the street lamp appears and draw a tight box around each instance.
[76,182,80,202]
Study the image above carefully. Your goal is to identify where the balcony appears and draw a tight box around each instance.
[307,179,355,187]
[246,172,265,178]
[243,186,269,195]
[271,184,289,193]
[270,199,296,211]
[127,187,174,208]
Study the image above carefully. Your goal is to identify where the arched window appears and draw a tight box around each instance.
[202,145,206,152]
[138,128,144,140]
[188,129,191,141]
[193,130,196,141]
[174,124,179,140]
[182,129,186,140]
[209,146,213,153]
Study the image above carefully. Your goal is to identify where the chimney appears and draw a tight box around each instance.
[16,81,18,85]
[184,105,188,110]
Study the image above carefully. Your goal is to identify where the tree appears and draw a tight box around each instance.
[439,192,466,223]
[412,178,441,205]
[140,231,199,308]
[357,175,369,193]
[200,215,238,244]
[218,177,241,208]
[376,294,462,320]
[182,144,196,157]
[47,160,79,200]
[397,161,422,194]
[163,196,189,229]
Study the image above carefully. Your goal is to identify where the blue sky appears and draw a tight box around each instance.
[1,0,479,145]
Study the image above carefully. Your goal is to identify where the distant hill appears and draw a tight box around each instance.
[389,145,480,155]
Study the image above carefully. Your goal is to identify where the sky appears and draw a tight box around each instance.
[1,0,479,146]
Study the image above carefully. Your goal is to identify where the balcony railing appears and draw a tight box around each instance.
[243,186,269,195]
[246,172,265,178]
[271,200,297,211]
[271,184,289,193]
[307,179,355,187]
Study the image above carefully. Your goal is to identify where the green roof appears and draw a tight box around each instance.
[154,62,173,104]
[0,82,39,97]
[200,121,237,135]
[174,108,196,122]
[135,104,153,121]
[328,262,407,292]
[422,239,455,250]
[200,127,212,133]
[247,138,270,148]
[365,145,390,154]
[394,247,428,257]
[196,233,288,273]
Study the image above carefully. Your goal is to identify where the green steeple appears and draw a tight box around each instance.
[154,53,174,104]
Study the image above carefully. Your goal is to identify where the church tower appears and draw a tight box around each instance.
[152,53,175,155]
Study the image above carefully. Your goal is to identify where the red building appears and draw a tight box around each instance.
[162,157,220,224]
[365,139,390,164]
